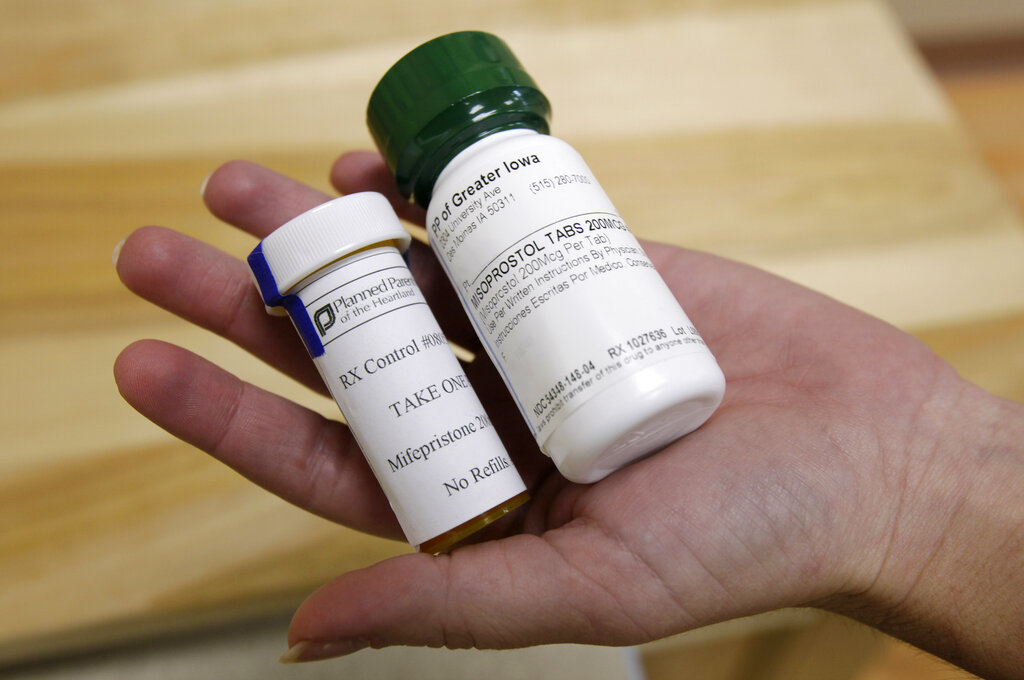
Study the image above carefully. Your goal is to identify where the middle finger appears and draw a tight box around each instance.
[205,158,482,352]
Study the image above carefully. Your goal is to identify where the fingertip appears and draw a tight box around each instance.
[202,160,333,236]
[201,159,264,222]
[112,226,153,281]
[112,339,143,391]
[112,225,182,294]
[112,338,174,411]
[329,151,425,226]
[111,339,250,458]
[329,151,387,193]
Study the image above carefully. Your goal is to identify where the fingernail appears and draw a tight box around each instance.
[199,170,213,201]
[279,639,368,663]
[112,238,126,268]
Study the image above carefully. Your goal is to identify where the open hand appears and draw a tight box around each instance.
[114,154,1018,676]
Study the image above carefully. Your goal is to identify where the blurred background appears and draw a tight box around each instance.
[2,0,1023,678]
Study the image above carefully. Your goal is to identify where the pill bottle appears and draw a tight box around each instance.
[367,31,726,483]
[248,192,528,553]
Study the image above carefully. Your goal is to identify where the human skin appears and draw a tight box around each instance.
[113,154,1024,679]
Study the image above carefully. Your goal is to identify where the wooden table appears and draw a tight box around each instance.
[2,0,1022,671]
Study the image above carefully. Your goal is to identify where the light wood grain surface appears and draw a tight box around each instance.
[2,0,1022,672]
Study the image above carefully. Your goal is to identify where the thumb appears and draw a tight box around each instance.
[281,529,661,662]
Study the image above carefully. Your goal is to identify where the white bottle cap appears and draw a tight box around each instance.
[249,192,412,303]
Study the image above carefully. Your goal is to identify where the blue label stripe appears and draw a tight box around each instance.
[247,243,327,358]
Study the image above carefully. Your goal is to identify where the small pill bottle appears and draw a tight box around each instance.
[248,192,528,553]
[368,31,726,483]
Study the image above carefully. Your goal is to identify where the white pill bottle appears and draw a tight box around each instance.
[368,32,726,483]
[248,193,527,552]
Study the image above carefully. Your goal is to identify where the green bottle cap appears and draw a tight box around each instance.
[367,31,551,207]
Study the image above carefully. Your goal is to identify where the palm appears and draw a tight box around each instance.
[115,156,952,654]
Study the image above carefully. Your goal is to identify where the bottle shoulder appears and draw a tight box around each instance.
[467,129,575,157]
[432,131,578,193]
